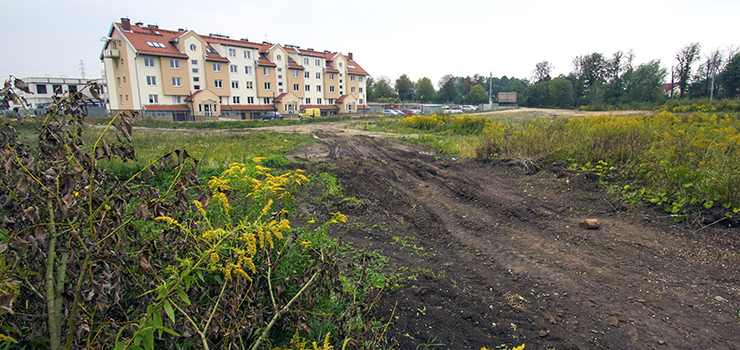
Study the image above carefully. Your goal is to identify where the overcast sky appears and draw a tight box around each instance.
[2,0,739,87]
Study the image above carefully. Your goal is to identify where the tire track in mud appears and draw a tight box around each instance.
[312,131,740,350]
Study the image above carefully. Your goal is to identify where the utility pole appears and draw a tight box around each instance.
[79,60,87,79]
[488,71,493,105]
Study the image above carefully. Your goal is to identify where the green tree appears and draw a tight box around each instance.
[719,52,740,98]
[549,77,574,108]
[395,74,414,101]
[373,76,397,100]
[523,81,551,107]
[366,76,376,101]
[415,77,436,102]
[621,60,667,104]
[462,76,474,95]
[466,84,488,104]
[675,42,702,98]
[438,74,460,102]
[532,61,554,83]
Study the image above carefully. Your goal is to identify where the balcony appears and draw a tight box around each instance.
[103,49,120,58]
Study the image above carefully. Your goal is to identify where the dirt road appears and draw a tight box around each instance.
[286,128,739,349]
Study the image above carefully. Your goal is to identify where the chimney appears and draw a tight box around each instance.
[148,24,158,29]
[121,18,131,31]
[135,21,144,26]
[347,52,353,61]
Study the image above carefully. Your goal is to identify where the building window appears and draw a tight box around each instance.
[278,75,283,79]
[278,82,283,86]
[231,81,239,89]
[170,59,180,69]
[317,98,322,104]
[36,84,47,94]
[246,81,253,89]
[360,76,364,82]
[304,85,310,92]
[359,99,364,104]
[193,77,200,82]
[305,98,311,104]
[119,94,124,104]
[191,59,198,65]
[330,86,335,93]
[244,51,250,59]
[293,84,299,91]
[328,99,334,104]
[276,54,282,61]
[172,77,182,87]
[315,59,320,66]
[146,76,156,86]
[293,70,298,78]
[148,94,158,103]
[114,60,119,69]
[117,77,121,87]
[339,62,343,68]
[247,96,254,104]
[304,71,309,78]
[360,87,363,93]
[351,87,356,93]
[330,73,334,80]
[190,44,197,51]
[264,82,271,90]
[351,75,355,82]
[316,85,321,92]
[144,57,155,67]
[245,66,252,74]
[263,67,270,76]
[194,85,200,90]
[213,63,221,72]
[263,97,270,104]
[173,95,182,103]
[232,96,240,103]
[279,88,284,93]
[192,68,199,74]
[230,65,238,73]
[215,79,223,88]
[303,58,309,65]
[315,72,320,79]
[229,48,237,57]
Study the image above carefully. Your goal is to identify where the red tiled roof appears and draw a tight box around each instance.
[144,104,190,110]
[222,105,276,111]
[357,105,370,109]
[205,35,261,49]
[347,60,369,75]
[301,105,338,110]
[184,90,203,102]
[257,53,276,67]
[287,59,304,70]
[325,62,339,73]
[273,93,288,102]
[336,95,348,103]
[204,43,229,62]
[113,22,188,59]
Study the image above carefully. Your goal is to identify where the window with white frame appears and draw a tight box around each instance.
[246,81,253,89]
[351,87,355,93]
[293,84,299,91]
[172,95,182,103]
[231,81,239,89]
[276,54,282,61]
[245,66,252,74]
[244,51,250,59]
[148,94,158,103]
[330,73,334,80]
[277,67,282,72]
[119,94,124,104]
[192,68,199,73]
[278,75,283,79]
[339,62,343,68]
[317,98,322,104]
[191,59,198,65]
[263,97,270,104]
[279,88,283,93]
[247,96,254,104]
[215,79,223,88]
[359,99,364,104]
[230,65,238,73]
[315,59,320,66]
[316,72,321,79]
[304,85,310,92]
[193,77,200,82]
[170,59,180,69]
[232,96,240,103]
[303,58,309,65]
[329,86,335,92]
[117,77,121,87]
[305,98,311,104]
[146,76,156,86]
[144,57,155,67]
[328,98,334,104]
[229,48,236,57]
[360,76,364,82]
[172,77,182,87]
[351,75,355,82]
[264,82,271,90]
[194,85,200,89]
[293,70,298,78]
[213,63,221,72]
[316,85,321,92]
[304,71,310,78]
[360,87,363,93]
[263,67,270,76]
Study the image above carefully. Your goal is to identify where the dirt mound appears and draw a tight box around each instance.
[291,132,740,350]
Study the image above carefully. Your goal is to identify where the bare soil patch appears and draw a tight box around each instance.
[287,128,739,350]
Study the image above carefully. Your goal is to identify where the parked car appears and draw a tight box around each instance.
[443,106,463,113]
[461,105,478,111]
[410,109,422,114]
[259,111,283,120]
[401,110,414,115]
[382,109,397,115]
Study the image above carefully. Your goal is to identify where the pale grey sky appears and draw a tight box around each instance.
[2,0,738,86]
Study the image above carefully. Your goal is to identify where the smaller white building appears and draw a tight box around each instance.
[14,77,109,115]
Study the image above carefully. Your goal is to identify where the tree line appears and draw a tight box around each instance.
[366,43,740,108]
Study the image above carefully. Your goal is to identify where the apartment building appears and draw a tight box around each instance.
[10,77,108,116]
[101,18,369,120]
